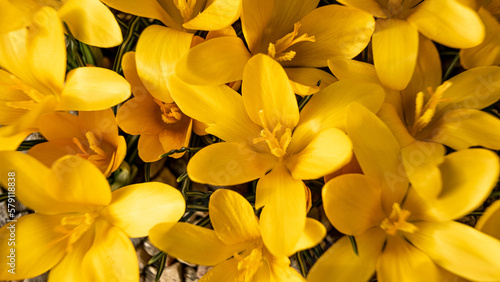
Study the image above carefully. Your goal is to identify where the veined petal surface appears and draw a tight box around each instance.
[183,0,241,31]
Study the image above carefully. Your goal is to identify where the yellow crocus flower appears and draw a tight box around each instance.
[150,189,325,281]
[308,104,500,281]
[0,152,185,281]
[0,7,131,151]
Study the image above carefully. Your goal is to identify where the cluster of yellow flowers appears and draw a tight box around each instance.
[0,0,500,281]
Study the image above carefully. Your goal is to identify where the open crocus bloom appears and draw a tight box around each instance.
[150,189,325,281]
[460,0,500,68]
[101,0,241,32]
[0,0,122,47]
[0,7,131,151]
[0,152,185,281]
[28,109,126,177]
[174,0,374,95]
[168,53,384,256]
[337,0,485,90]
[307,104,500,282]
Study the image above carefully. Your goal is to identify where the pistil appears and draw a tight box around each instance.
[267,22,315,62]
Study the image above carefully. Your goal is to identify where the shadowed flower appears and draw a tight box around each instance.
[0,7,131,150]
[150,189,325,281]
[337,0,485,90]
[28,109,126,177]
[307,104,500,282]
[0,152,185,281]
[0,0,122,47]
[168,53,385,256]
[174,0,374,95]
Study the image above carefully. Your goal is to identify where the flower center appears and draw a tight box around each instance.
[72,131,108,162]
[380,203,418,235]
[267,22,315,62]
[154,99,183,124]
[234,247,263,282]
[55,212,98,251]
[252,110,292,158]
[409,81,452,136]
[173,0,197,22]
[4,81,46,110]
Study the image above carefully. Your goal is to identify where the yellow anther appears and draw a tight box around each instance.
[410,81,452,135]
[73,137,90,158]
[267,22,315,62]
[173,0,197,22]
[380,203,418,235]
[86,131,107,157]
[252,110,292,158]
[154,99,183,124]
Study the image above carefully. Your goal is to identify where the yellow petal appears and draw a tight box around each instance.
[328,57,380,84]
[81,219,139,282]
[137,134,167,163]
[432,108,500,150]
[0,128,35,151]
[38,112,84,140]
[168,75,261,142]
[187,142,276,185]
[323,174,385,236]
[198,257,240,281]
[476,200,500,239]
[116,97,165,136]
[159,118,192,159]
[377,103,416,148]
[78,109,119,146]
[209,189,261,245]
[257,164,307,256]
[101,182,185,238]
[0,214,69,280]
[290,79,385,153]
[241,0,318,54]
[149,222,249,266]
[27,139,81,168]
[0,0,28,33]
[100,0,182,30]
[336,0,386,18]
[372,18,419,90]
[136,25,193,103]
[284,67,338,96]
[183,0,241,31]
[406,221,500,281]
[307,228,385,282]
[401,141,445,199]
[242,54,299,131]
[292,218,326,253]
[286,128,352,180]
[346,103,408,210]
[460,7,500,68]
[376,235,441,282]
[57,0,122,47]
[407,0,485,48]
[289,5,375,67]
[175,36,251,86]
[57,67,131,111]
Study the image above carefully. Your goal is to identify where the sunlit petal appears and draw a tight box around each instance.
[336,0,387,17]
[476,200,500,239]
[293,218,326,253]
[284,67,337,96]
[183,0,241,31]
[38,112,83,140]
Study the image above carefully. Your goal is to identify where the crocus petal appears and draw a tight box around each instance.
[58,0,122,47]
[169,75,262,143]
[336,0,386,18]
[241,0,319,54]
[406,221,500,281]
[209,189,260,245]
[346,103,408,210]
[149,222,249,266]
[328,57,380,84]
[437,66,500,113]
[0,128,35,151]
[425,149,499,221]
[136,25,193,103]
[176,36,251,86]
[431,108,500,150]
[137,134,167,163]
[57,67,131,111]
[38,112,84,140]
[159,118,192,158]
[243,54,299,130]
[81,219,139,282]
[0,0,27,33]
[293,218,326,253]
[372,18,419,90]
[257,164,307,256]
[0,214,69,280]
[78,109,119,146]
[376,235,441,282]
[460,8,500,68]
[290,79,385,153]
[407,0,485,48]
[323,174,385,236]
[198,257,241,282]
[188,142,276,186]
[284,67,337,96]
[28,139,81,168]
[100,0,182,30]
[476,200,500,239]
[183,0,241,31]
[289,5,375,67]
[307,228,385,282]
[377,103,416,148]
[116,96,165,136]
[100,182,185,238]
[286,128,352,180]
